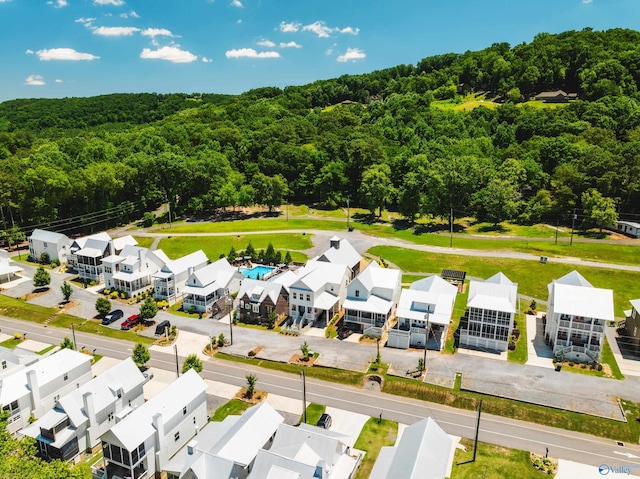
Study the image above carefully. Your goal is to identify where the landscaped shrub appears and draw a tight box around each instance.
[119,292,127,299]
[39,252,50,264]
[110,291,119,299]
[50,259,60,268]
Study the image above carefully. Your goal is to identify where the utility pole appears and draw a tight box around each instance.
[347,196,350,231]
[228,297,234,346]
[174,344,179,378]
[301,370,307,423]
[71,323,77,351]
[555,218,558,245]
[570,208,577,246]
[472,399,483,462]
[450,207,454,248]
[423,311,429,372]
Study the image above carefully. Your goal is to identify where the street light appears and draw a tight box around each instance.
[423,311,430,372]
[228,297,234,346]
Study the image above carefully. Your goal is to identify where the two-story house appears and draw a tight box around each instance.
[343,262,401,336]
[28,229,70,264]
[181,258,244,314]
[21,358,145,463]
[623,299,640,355]
[544,270,613,362]
[163,402,284,479]
[237,279,289,325]
[100,369,208,479]
[102,246,169,298]
[153,250,208,306]
[0,249,22,284]
[68,233,137,283]
[288,260,351,330]
[388,275,457,350]
[0,349,92,437]
[460,272,517,352]
[314,236,362,279]
[0,347,39,379]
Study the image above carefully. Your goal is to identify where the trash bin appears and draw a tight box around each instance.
[540,256,548,264]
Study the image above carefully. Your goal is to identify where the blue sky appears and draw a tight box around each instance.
[0,0,639,102]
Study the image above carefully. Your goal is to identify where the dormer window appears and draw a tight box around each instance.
[355,290,360,297]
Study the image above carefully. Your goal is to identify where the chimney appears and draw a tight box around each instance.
[82,392,97,429]
[330,237,340,249]
[187,440,198,455]
[26,370,41,412]
[152,413,165,450]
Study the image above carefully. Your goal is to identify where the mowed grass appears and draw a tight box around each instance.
[155,234,311,262]
[353,418,398,479]
[508,314,529,364]
[210,399,250,422]
[155,218,349,234]
[300,403,326,425]
[0,295,55,322]
[451,439,550,479]
[132,236,155,249]
[369,245,640,316]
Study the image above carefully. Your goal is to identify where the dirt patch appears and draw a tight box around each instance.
[20,288,51,301]
[249,346,263,357]
[234,388,267,404]
[289,353,317,366]
[60,299,79,310]
[364,374,383,391]
[359,336,379,345]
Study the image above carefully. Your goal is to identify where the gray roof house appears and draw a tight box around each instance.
[21,358,145,462]
[28,229,70,263]
[369,418,454,479]
[100,369,208,479]
[163,402,284,479]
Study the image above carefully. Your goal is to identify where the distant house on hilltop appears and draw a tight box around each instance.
[534,90,577,103]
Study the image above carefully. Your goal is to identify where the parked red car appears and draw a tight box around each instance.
[121,314,140,330]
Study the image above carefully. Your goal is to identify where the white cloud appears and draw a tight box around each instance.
[257,39,276,47]
[76,17,96,25]
[279,21,300,33]
[231,0,243,7]
[140,28,174,38]
[140,45,197,63]
[93,26,140,36]
[129,10,139,18]
[202,57,212,63]
[25,75,45,86]
[47,0,68,7]
[280,41,301,49]
[337,47,365,62]
[25,49,34,54]
[237,19,242,24]
[94,0,125,5]
[337,26,359,35]
[325,48,333,56]
[296,21,360,38]
[0,0,12,3]
[582,0,593,3]
[225,48,280,59]
[36,48,100,61]
[55,79,63,83]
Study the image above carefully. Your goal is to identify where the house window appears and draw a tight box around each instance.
[245,302,251,309]
[183,407,187,415]
[1,361,6,370]
[355,290,360,297]
[63,373,68,381]
[108,412,114,421]
[43,242,48,248]
[293,292,297,299]
[252,304,259,313]
[193,417,196,424]
[174,432,180,441]
[239,300,244,308]
[306,294,310,301]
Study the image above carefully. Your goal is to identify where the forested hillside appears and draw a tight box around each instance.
[2,27,640,237]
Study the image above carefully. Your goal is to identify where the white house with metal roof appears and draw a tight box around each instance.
[343,262,401,336]
[164,402,284,479]
[369,417,454,479]
[68,232,137,283]
[21,358,145,463]
[0,348,92,438]
[460,272,517,352]
[0,346,39,379]
[250,423,361,479]
[182,258,244,315]
[314,237,362,279]
[288,260,351,330]
[388,276,457,350]
[100,369,208,479]
[544,270,613,362]
[28,229,70,263]
[102,246,169,298]
[153,250,208,305]
[0,249,22,284]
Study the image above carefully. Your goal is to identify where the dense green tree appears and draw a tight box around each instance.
[182,354,203,373]
[245,373,258,399]
[581,188,618,232]
[359,164,395,216]
[60,281,72,302]
[139,296,158,320]
[132,343,151,368]
[33,266,50,289]
[95,296,112,316]
[60,336,74,350]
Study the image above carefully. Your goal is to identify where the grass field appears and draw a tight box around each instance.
[154,218,349,234]
[353,418,398,479]
[451,439,550,479]
[0,337,21,349]
[300,403,326,425]
[370,245,640,316]
[508,314,528,364]
[155,234,310,262]
[210,399,250,422]
[132,236,155,249]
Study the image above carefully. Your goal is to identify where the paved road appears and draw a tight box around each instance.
[2,315,639,474]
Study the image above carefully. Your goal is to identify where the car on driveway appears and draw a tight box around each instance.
[121,314,140,330]
[316,413,332,429]
[337,327,353,339]
[102,309,124,325]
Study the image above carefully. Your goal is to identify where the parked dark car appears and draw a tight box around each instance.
[316,413,332,430]
[155,320,171,336]
[121,314,140,330]
[102,309,124,325]
[337,327,353,339]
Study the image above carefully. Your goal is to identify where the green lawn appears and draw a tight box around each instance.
[153,218,349,234]
[556,337,624,380]
[155,234,310,263]
[210,399,250,422]
[36,344,56,355]
[369,245,640,316]
[0,337,22,349]
[132,236,155,249]
[451,439,550,479]
[300,403,326,425]
[508,314,529,364]
[0,295,56,323]
[444,283,470,354]
[353,418,398,479]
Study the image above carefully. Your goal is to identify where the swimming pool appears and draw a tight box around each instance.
[239,265,275,279]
